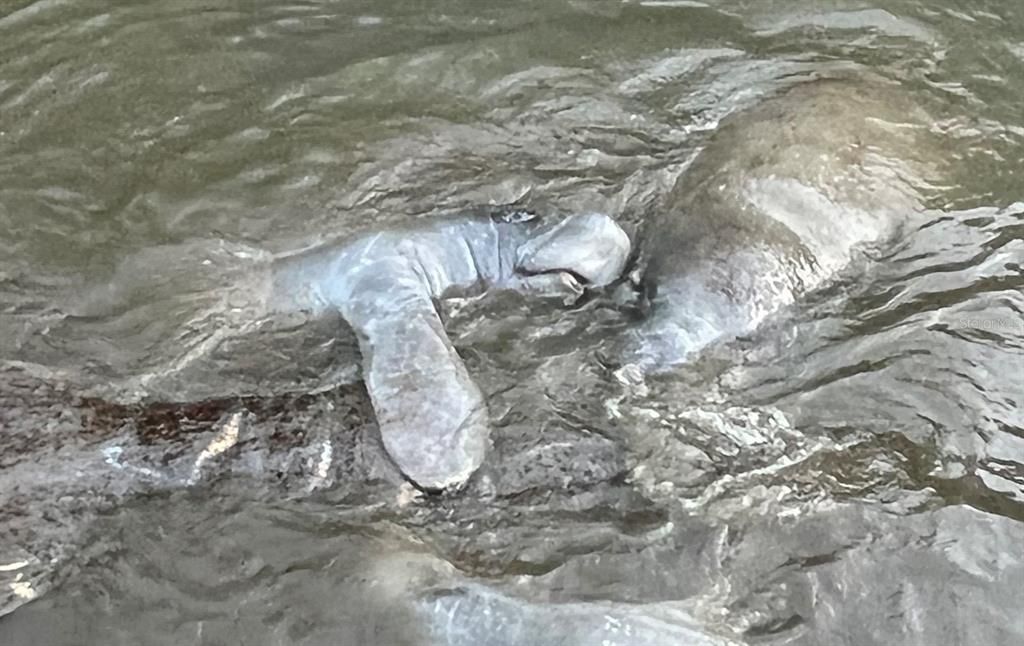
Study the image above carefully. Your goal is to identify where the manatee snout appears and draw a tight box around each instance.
[514,213,631,289]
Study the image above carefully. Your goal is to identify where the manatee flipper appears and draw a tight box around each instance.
[343,269,488,491]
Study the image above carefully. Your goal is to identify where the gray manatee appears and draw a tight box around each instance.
[269,209,630,491]
[623,77,941,371]
[343,543,732,646]
[419,585,732,646]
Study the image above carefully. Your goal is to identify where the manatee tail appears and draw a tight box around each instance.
[347,285,489,491]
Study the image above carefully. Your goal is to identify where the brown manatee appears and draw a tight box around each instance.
[621,76,941,371]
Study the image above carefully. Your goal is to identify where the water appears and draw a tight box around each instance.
[1,0,1023,644]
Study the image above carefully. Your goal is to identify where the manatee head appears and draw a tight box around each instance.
[514,213,631,291]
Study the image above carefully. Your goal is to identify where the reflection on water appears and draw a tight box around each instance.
[1,0,1023,644]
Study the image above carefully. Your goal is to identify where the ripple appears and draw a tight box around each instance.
[1,0,1023,642]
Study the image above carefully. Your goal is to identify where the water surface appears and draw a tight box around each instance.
[1,0,1023,644]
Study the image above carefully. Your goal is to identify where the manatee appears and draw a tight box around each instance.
[621,77,940,371]
[301,539,731,646]
[418,584,731,646]
[269,209,631,491]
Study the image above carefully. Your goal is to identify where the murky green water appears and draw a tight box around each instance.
[1,0,1023,644]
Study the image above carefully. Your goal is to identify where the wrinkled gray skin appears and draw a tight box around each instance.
[622,77,940,371]
[270,210,630,490]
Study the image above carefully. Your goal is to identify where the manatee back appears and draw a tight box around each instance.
[647,76,941,286]
[627,76,943,369]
